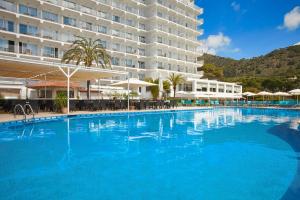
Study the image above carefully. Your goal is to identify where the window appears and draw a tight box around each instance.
[0,39,14,52]
[139,23,145,30]
[63,16,76,27]
[157,12,163,17]
[98,26,107,34]
[139,36,145,43]
[98,40,106,48]
[112,15,120,22]
[125,59,133,67]
[0,19,14,32]
[157,62,162,69]
[111,57,120,65]
[19,4,37,17]
[126,19,133,27]
[138,48,145,56]
[98,11,107,19]
[19,24,38,36]
[43,46,58,58]
[157,49,162,56]
[112,29,120,37]
[125,32,133,40]
[138,61,145,69]
[42,11,58,22]
[112,43,120,51]
[126,46,133,53]
[19,42,38,55]
[157,36,162,43]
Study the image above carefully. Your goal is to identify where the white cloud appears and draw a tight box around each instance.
[231,2,240,12]
[280,6,300,30]
[199,33,237,55]
[294,42,300,46]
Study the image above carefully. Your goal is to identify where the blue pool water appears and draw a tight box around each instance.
[0,108,300,200]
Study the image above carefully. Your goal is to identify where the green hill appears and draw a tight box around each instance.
[200,45,300,92]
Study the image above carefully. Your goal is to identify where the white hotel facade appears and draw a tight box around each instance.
[0,0,242,99]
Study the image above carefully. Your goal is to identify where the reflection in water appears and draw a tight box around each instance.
[0,108,299,200]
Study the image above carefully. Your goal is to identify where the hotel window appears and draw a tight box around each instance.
[62,0,76,10]
[43,46,58,58]
[139,36,146,43]
[139,23,145,30]
[98,40,107,48]
[157,37,162,43]
[168,64,171,70]
[19,24,39,36]
[126,46,133,53]
[111,57,120,65]
[138,48,145,56]
[210,88,216,92]
[126,19,134,27]
[157,12,163,18]
[125,59,133,67]
[81,5,92,14]
[125,32,133,40]
[42,11,58,22]
[98,25,107,34]
[19,4,37,17]
[112,29,120,37]
[0,19,14,32]
[219,88,224,93]
[43,29,59,40]
[138,61,145,69]
[0,39,14,52]
[98,11,107,19]
[157,49,162,56]
[19,42,38,55]
[63,16,76,27]
[112,15,120,23]
[81,21,92,31]
[111,43,120,51]
[157,62,162,69]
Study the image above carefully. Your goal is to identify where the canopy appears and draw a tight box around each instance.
[289,89,300,105]
[110,78,157,89]
[289,89,300,95]
[242,92,256,96]
[0,55,126,81]
[273,92,291,96]
[0,55,127,114]
[257,91,273,96]
[110,78,157,111]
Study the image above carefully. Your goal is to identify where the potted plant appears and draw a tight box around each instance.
[54,92,68,114]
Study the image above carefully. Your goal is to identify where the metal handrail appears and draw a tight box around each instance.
[13,104,26,121]
[24,103,35,119]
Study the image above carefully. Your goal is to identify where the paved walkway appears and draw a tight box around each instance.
[1,106,299,123]
[0,107,210,123]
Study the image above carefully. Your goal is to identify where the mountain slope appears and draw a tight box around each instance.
[200,45,300,92]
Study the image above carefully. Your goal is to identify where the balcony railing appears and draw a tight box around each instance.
[0,0,16,12]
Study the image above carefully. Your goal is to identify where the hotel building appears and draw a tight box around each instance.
[0,0,242,99]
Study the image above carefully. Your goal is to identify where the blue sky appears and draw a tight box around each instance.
[195,0,300,59]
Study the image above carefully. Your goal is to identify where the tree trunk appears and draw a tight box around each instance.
[87,80,91,99]
[173,86,176,98]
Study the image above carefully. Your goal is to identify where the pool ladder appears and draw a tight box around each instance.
[14,103,35,122]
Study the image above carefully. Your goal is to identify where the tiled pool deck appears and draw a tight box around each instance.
[0,106,299,126]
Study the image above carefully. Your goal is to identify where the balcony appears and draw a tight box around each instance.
[0,0,16,12]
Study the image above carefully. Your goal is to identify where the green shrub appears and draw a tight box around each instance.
[54,93,67,109]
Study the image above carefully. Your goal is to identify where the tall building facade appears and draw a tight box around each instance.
[0,0,242,99]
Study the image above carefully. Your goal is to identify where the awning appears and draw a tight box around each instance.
[110,78,157,89]
[0,55,126,81]
[28,81,80,89]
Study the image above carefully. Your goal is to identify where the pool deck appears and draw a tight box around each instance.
[0,106,299,123]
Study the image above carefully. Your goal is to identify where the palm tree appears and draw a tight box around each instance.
[61,36,111,99]
[168,73,185,98]
[145,78,159,99]
[163,80,171,99]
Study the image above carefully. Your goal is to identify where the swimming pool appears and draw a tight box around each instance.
[0,108,299,199]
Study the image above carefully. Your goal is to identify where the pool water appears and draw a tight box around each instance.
[0,108,300,200]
